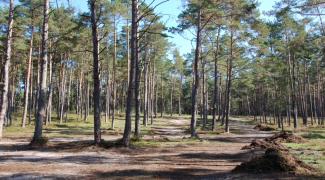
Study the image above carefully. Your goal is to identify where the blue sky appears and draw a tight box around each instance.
[54,0,277,55]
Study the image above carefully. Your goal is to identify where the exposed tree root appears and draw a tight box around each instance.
[29,137,49,148]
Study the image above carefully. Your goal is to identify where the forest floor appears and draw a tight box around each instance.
[0,115,324,179]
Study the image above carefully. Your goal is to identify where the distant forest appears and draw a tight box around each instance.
[0,0,324,146]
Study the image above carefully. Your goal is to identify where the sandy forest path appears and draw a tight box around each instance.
[0,117,301,179]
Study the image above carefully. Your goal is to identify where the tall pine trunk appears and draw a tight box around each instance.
[160,73,164,118]
[212,28,220,131]
[190,9,201,137]
[112,15,117,129]
[134,57,141,137]
[224,30,233,133]
[47,52,53,125]
[65,68,72,122]
[134,18,141,139]
[32,0,49,142]
[202,59,207,128]
[143,50,149,126]
[179,75,182,116]
[59,64,66,124]
[0,0,14,138]
[170,78,174,117]
[123,0,138,146]
[90,0,101,145]
[22,20,34,128]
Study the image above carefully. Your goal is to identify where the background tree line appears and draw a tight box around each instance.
[0,0,324,146]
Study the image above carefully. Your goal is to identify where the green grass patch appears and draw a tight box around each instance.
[284,127,325,173]
[302,133,325,140]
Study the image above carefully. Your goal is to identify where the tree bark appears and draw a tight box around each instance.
[134,20,141,138]
[0,0,14,138]
[170,77,174,117]
[143,49,149,126]
[190,8,201,137]
[105,70,110,123]
[291,53,298,128]
[123,0,138,146]
[179,75,182,116]
[127,18,130,85]
[224,30,233,133]
[46,51,53,125]
[212,27,221,131]
[22,19,34,128]
[150,63,154,124]
[202,58,207,128]
[112,15,117,129]
[90,0,101,145]
[29,56,34,124]
[59,64,66,124]
[65,68,72,122]
[160,73,164,118]
[32,0,49,142]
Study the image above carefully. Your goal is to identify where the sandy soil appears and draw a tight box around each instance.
[0,118,318,179]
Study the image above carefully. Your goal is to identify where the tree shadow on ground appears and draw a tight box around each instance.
[0,173,78,180]
[177,151,256,162]
[90,169,323,180]
[208,136,259,143]
[2,171,322,180]
[95,168,229,179]
[0,139,124,153]
[0,150,244,166]
[0,154,125,165]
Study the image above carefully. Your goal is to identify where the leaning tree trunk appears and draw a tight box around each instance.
[123,0,138,147]
[90,0,101,145]
[32,0,49,142]
[190,9,201,137]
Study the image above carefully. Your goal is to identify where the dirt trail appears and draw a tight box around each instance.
[0,118,307,179]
